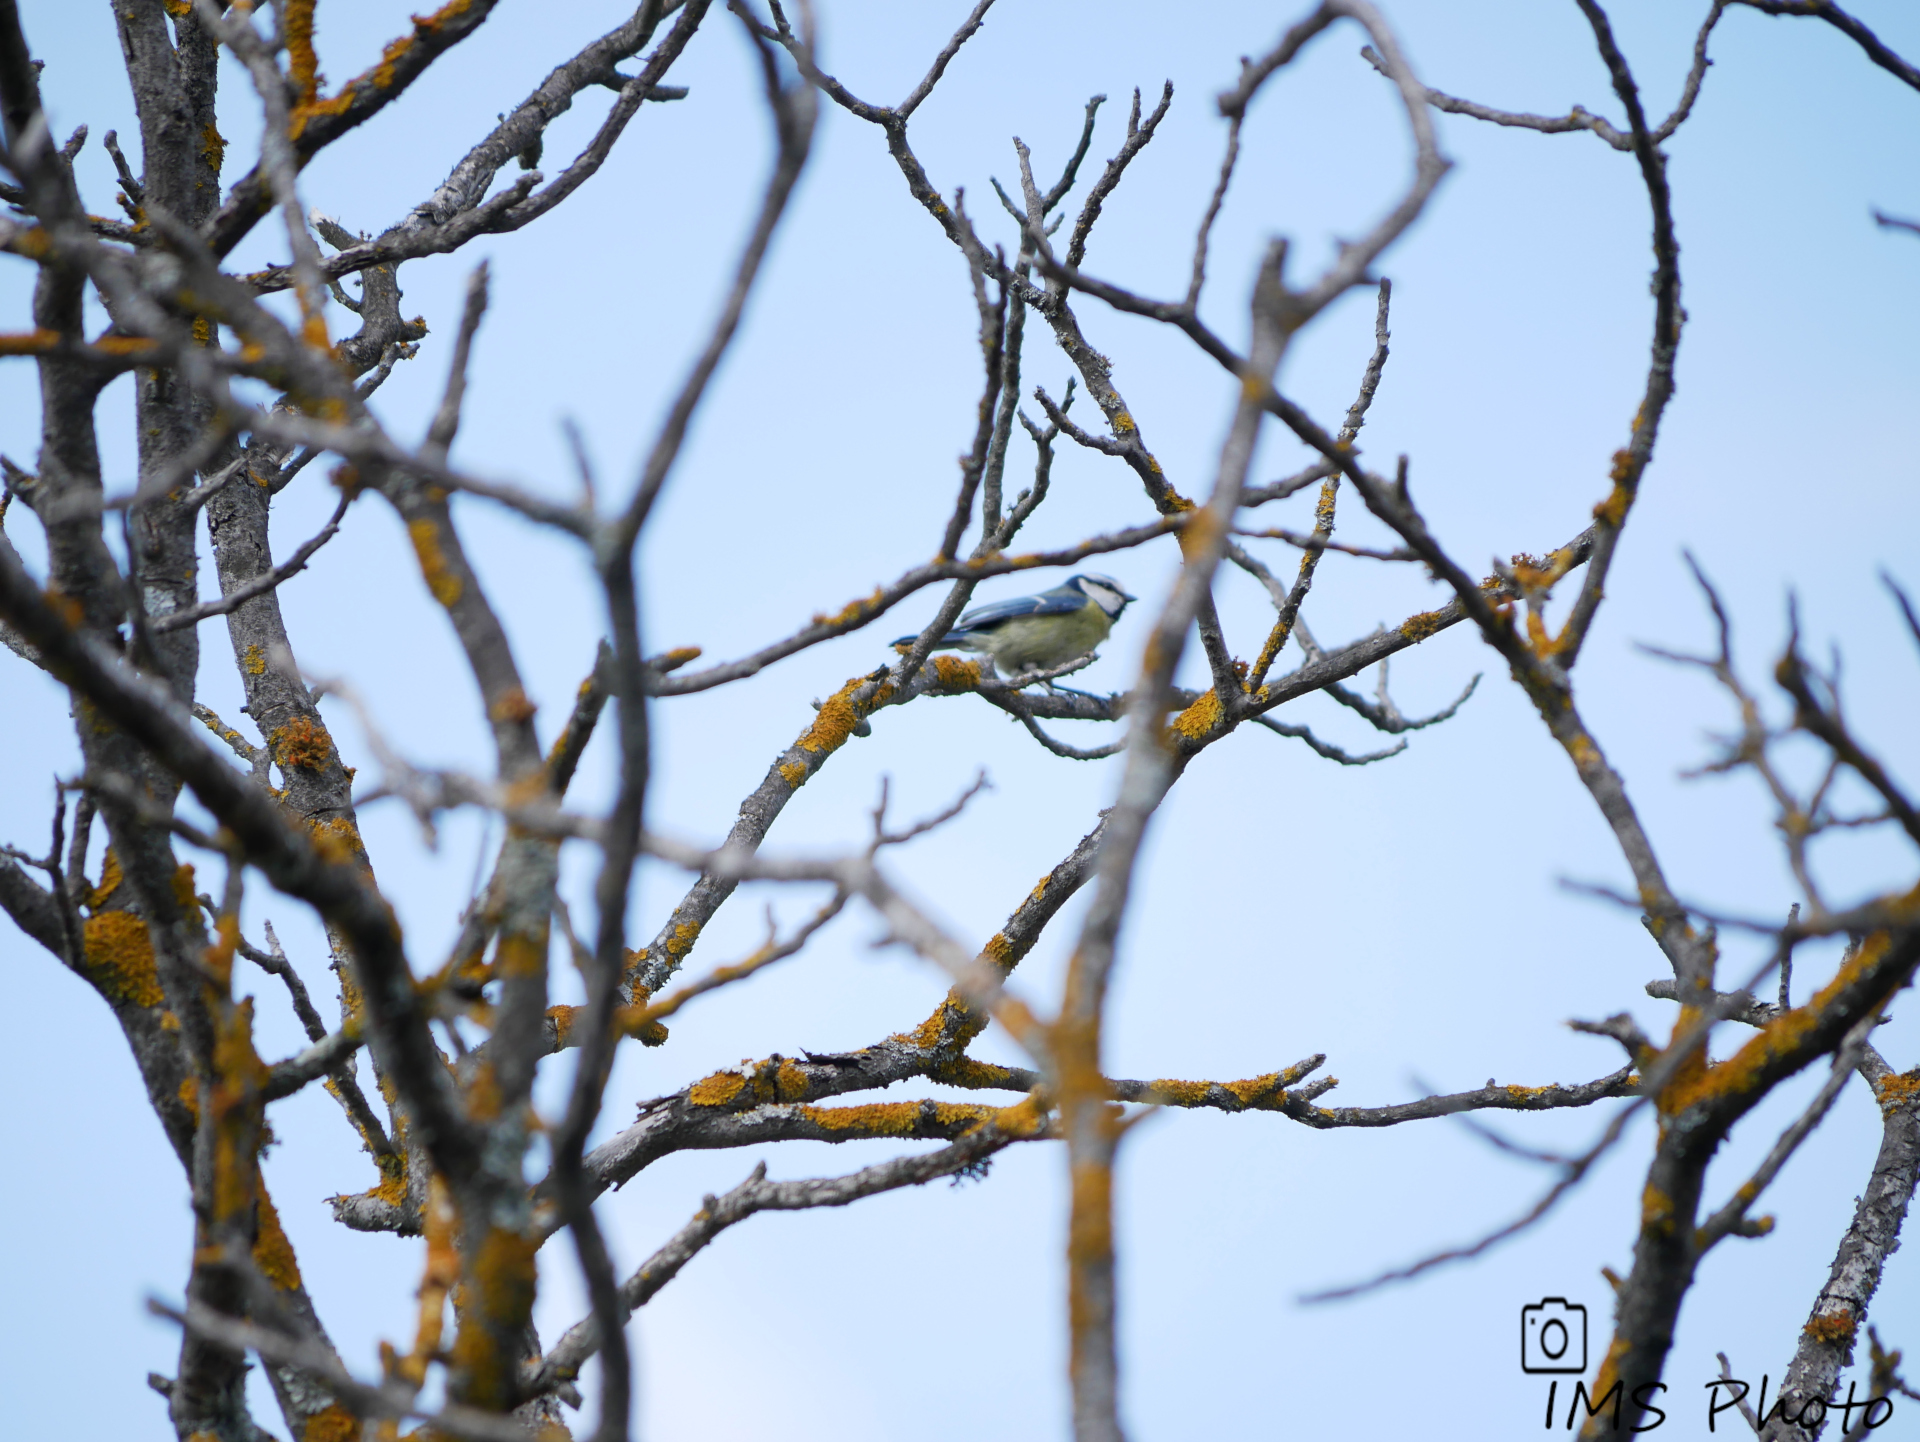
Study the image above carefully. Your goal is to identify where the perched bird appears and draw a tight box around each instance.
[894,573,1137,675]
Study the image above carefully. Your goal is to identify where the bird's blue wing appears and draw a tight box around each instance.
[955,588,1083,630]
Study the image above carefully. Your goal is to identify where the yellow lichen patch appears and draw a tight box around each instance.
[1400,609,1444,643]
[814,588,885,627]
[1565,733,1601,771]
[1222,1072,1284,1106]
[447,1223,539,1407]
[301,1403,361,1442]
[991,1094,1050,1138]
[1502,1084,1552,1101]
[89,848,124,910]
[271,715,335,773]
[894,993,967,1051]
[1170,688,1224,740]
[778,759,808,789]
[172,862,197,912]
[1874,1068,1920,1114]
[367,1153,409,1207]
[1144,1079,1211,1107]
[292,8,436,137]
[306,815,361,866]
[794,1100,993,1136]
[931,1055,1021,1089]
[1592,480,1632,528]
[983,932,1014,970]
[253,1191,302,1290]
[244,642,267,675]
[199,122,226,178]
[1641,1184,1674,1237]
[179,1075,201,1122]
[546,1004,578,1047]
[1662,931,1893,1116]
[1804,1309,1856,1345]
[82,911,166,1008]
[490,687,537,724]
[664,921,701,959]
[1607,449,1635,485]
[464,1061,503,1122]
[932,654,982,690]
[776,1057,808,1102]
[792,679,864,758]
[282,0,320,106]
[626,1012,669,1047]
[406,517,463,608]
[494,932,544,981]
[688,1070,747,1107]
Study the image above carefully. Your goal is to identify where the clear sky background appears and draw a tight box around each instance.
[2,2,1917,1438]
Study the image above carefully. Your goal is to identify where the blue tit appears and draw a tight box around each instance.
[893,573,1137,675]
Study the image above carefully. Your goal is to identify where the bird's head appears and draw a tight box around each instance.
[1070,574,1136,618]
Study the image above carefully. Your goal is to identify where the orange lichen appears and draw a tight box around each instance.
[271,715,335,773]
[1804,1309,1856,1345]
[1874,1068,1920,1114]
[283,0,321,107]
[300,1404,361,1442]
[793,1100,993,1136]
[793,679,864,757]
[253,1192,303,1290]
[447,1223,538,1408]
[490,687,537,724]
[776,1057,808,1101]
[1399,609,1444,643]
[546,1004,578,1047]
[306,815,361,866]
[89,848,124,910]
[1170,688,1224,740]
[1222,1072,1285,1105]
[1565,733,1601,771]
[1641,1185,1675,1237]
[779,759,808,789]
[199,123,226,180]
[406,517,463,608]
[464,1060,502,1122]
[983,931,1014,972]
[1662,931,1892,1116]
[814,588,884,627]
[244,642,267,675]
[82,911,166,1008]
[1145,1079,1211,1106]
[688,1070,747,1107]
[663,921,700,959]
[991,1094,1050,1138]
[494,931,544,980]
[931,654,982,690]
[179,1075,201,1122]
[930,1055,1021,1089]
[289,0,482,139]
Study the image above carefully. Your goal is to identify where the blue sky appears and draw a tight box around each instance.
[2,2,1917,1437]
